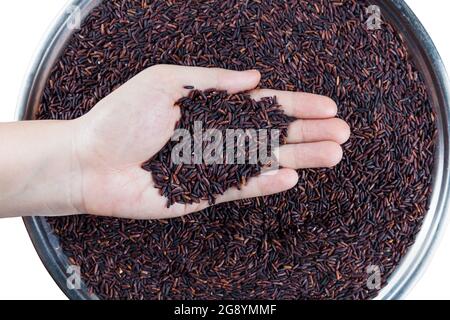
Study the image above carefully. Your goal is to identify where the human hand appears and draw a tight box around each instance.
[70,65,350,219]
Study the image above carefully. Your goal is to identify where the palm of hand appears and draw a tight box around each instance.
[75,68,182,219]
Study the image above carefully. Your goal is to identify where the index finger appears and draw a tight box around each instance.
[150,64,261,100]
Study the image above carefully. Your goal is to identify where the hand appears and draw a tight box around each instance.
[71,65,350,219]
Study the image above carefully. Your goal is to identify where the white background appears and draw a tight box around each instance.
[0,0,449,300]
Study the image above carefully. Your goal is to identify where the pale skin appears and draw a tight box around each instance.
[0,65,350,219]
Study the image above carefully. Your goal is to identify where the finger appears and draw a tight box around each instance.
[215,168,299,204]
[278,141,343,169]
[287,118,350,144]
[135,168,298,219]
[249,89,337,119]
[180,169,299,216]
[151,64,261,98]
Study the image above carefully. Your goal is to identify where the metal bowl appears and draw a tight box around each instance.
[17,0,450,300]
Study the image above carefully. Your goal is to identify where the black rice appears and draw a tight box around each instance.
[143,89,291,207]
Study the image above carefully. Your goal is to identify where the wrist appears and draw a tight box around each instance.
[67,118,88,215]
[37,119,85,216]
[0,120,84,217]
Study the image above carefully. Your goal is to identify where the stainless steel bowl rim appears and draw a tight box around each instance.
[16,0,450,300]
